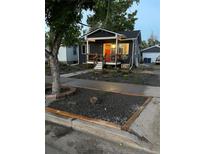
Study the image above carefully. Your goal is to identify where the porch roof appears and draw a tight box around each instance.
[81,28,141,43]
[117,30,140,39]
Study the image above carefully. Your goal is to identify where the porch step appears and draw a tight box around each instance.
[94,62,103,70]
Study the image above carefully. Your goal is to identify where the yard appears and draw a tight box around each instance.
[45,62,93,76]
[71,64,160,87]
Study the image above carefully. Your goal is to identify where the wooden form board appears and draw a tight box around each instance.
[121,97,152,131]
[46,107,121,130]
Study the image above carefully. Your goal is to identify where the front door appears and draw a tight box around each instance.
[103,43,111,62]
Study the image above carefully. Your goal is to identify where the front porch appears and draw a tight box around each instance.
[84,29,130,66]
[86,53,122,65]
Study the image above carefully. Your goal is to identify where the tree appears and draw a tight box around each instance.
[140,33,160,49]
[87,0,139,32]
[147,32,160,47]
[45,0,95,94]
[140,40,148,49]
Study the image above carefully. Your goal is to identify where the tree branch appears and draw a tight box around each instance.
[78,22,90,27]
[45,49,53,58]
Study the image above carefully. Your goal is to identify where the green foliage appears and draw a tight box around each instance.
[140,40,148,49]
[45,0,95,48]
[87,0,140,32]
[140,33,160,49]
[148,38,160,47]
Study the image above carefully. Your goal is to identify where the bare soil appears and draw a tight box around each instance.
[72,69,160,87]
[48,88,147,125]
[45,63,93,76]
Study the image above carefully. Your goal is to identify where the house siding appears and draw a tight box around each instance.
[141,46,160,63]
[58,46,67,62]
[66,46,78,63]
[89,42,103,55]
[142,52,160,63]
[58,46,79,63]
[78,45,86,64]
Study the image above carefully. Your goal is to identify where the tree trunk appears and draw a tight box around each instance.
[46,31,62,95]
[49,54,60,94]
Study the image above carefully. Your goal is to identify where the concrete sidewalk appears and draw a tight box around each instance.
[60,69,92,78]
[45,76,160,97]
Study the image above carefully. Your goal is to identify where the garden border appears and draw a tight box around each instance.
[45,96,152,130]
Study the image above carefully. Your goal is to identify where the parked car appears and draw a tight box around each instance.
[155,56,160,64]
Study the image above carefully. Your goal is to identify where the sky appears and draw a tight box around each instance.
[81,0,160,41]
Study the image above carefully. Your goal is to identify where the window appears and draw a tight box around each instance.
[118,43,129,61]
[119,43,129,55]
[73,46,77,55]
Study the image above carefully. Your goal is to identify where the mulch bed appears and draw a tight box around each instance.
[71,69,160,87]
[48,88,148,125]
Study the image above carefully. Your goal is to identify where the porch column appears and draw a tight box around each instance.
[115,35,118,67]
[86,39,89,62]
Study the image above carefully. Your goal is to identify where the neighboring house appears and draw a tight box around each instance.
[141,45,160,63]
[58,45,79,64]
[79,28,141,68]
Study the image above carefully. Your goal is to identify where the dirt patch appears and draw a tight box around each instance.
[48,88,148,125]
[45,63,93,76]
[45,86,70,95]
[72,69,160,87]
[138,64,160,71]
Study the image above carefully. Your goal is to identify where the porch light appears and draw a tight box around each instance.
[111,44,116,48]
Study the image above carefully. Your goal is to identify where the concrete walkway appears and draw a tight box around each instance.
[45,76,160,97]
[60,69,92,78]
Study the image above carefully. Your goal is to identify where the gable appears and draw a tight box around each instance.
[87,29,116,38]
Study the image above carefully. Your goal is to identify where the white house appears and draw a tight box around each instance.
[141,45,160,63]
[58,46,79,64]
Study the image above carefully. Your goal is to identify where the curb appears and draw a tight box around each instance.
[46,112,159,154]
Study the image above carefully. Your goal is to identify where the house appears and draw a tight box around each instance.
[58,45,79,64]
[141,45,160,63]
[78,28,141,69]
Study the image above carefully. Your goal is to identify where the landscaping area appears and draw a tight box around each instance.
[45,62,93,76]
[48,88,148,126]
[71,65,160,87]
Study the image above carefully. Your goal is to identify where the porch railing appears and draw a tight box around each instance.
[86,53,128,63]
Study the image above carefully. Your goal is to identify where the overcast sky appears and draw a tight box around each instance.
[81,0,160,41]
